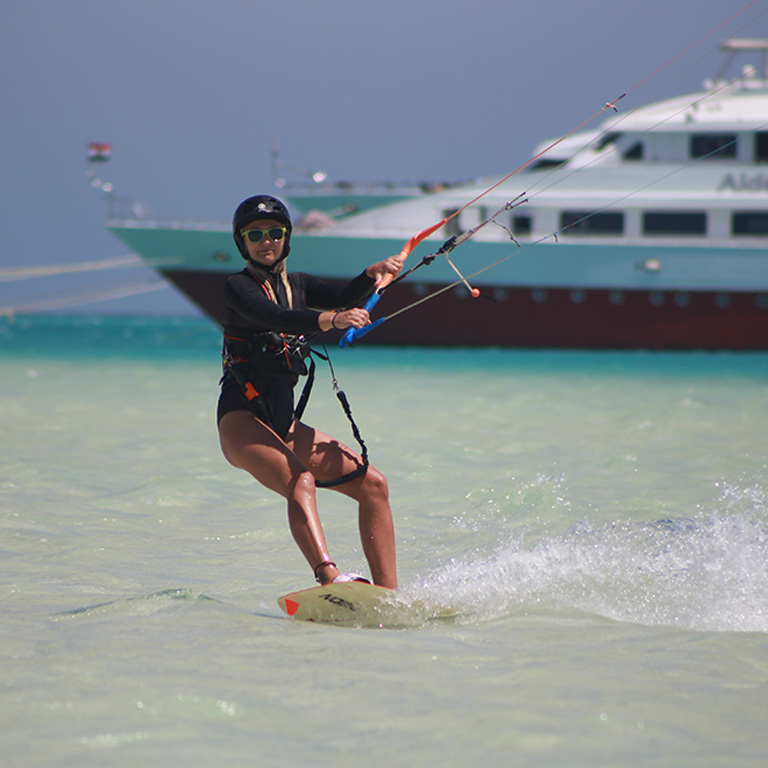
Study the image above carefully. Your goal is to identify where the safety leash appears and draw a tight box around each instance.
[303,346,369,489]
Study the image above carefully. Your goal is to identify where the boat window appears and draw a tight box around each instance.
[527,158,566,171]
[732,211,768,235]
[755,133,768,163]
[595,132,621,151]
[643,212,707,236]
[623,142,643,160]
[560,211,624,236]
[690,134,737,160]
[442,209,461,236]
[512,216,531,235]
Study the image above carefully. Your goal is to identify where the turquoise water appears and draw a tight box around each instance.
[2,315,767,767]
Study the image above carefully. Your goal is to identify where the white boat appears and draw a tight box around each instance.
[108,39,768,349]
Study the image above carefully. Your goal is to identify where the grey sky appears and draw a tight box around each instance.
[1,0,763,315]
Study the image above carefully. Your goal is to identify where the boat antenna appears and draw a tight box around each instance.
[271,139,328,190]
[85,142,113,195]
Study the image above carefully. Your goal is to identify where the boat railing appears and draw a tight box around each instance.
[104,194,228,231]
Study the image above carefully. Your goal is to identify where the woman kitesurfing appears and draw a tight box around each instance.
[217,194,403,589]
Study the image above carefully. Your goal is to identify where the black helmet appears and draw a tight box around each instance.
[232,195,292,261]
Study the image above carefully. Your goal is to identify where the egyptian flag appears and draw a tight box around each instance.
[88,142,112,162]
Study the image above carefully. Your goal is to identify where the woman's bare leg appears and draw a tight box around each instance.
[218,410,342,583]
[288,422,397,588]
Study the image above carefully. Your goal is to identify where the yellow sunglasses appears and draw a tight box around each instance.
[241,226,287,244]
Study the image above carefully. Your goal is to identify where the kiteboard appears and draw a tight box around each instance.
[277,581,456,628]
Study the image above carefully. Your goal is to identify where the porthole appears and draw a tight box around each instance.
[757,294,768,309]
[649,292,665,307]
[454,286,469,299]
[531,289,548,303]
[570,290,586,304]
[715,293,731,309]
[675,292,691,308]
[609,291,625,305]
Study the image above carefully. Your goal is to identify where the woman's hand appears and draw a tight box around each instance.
[365,254,406,285]
[319,254,405,332]
[319,307,370,332]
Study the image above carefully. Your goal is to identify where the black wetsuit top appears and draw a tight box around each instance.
[217,267,375,439]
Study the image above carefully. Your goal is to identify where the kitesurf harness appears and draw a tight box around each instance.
[222,266,369,489]
[223,340,369,488]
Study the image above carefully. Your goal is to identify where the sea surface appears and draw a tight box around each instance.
[2,314,767,767]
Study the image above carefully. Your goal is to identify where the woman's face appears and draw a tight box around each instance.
[241,217,286,268]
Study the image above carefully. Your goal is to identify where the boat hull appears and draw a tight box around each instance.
[160,267,768,349]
